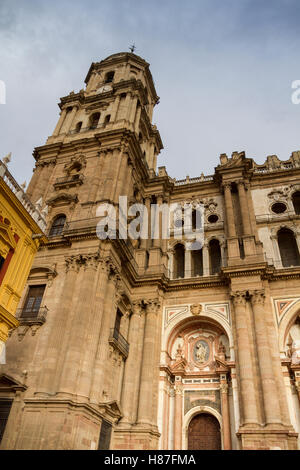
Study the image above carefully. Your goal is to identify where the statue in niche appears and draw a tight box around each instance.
[194,340,209,363]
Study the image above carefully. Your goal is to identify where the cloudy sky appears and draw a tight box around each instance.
[1,0,300,185]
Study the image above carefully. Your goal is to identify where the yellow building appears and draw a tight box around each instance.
[0,157,47,361]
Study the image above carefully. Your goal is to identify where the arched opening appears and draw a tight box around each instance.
[49,215,66,237]
[191,249,203,276]
[89,112,100,129]
[209,239,221,274]
[105,71,115,83]
[292,191,300,215]
[104,114,111,126]
[277,228,300,267]
[173,244,185,278]
[188,413,221,450]
[75,121,82,133]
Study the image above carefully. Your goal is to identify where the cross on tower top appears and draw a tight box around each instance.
[129,44,136,53]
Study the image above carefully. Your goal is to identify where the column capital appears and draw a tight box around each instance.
[250,289,265,305]
[222,181,232,190]
[65,255,80,273]
[230,290,247,306]
[145,298,160,315]
[220,383,229,394]
[131,299,144,316]
[82,253,100,271]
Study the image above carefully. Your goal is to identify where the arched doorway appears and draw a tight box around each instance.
[188,413,221,450]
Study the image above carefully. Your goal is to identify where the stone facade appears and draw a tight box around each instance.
[0,52,300,450]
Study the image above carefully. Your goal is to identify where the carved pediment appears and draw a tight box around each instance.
[0,373,27,392]
[46,193,78,207]
[99,400,122,422]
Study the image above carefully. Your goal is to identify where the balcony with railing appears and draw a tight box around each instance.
[16,306,48,325]
[53,173,84,189]
[108,328,129,359]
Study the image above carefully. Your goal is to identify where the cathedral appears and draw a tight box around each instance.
[0,51,300,450]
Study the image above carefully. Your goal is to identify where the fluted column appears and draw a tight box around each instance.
[137,299,160,427]
[90,267,120,403]
[223,182,236,237]
[59,253,99,396]
[220,380,232,449]
[140,197,151,249]
[52,108,67,136]
[203,240,210,275]
[173,381,183,449]
[120,300,144,425]
[76,258,110,398]
[37,255,79,394]
[237,181,252,236]
[231,291,259,425]
[111,94,121,122]
[250,289,281,424]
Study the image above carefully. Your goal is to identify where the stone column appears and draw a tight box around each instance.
[129,94,138,124]
[134,102,142,133]
[60,106,76,134]
[237,181,252,236]
[295,231,300,258]
[153,196,163,248]
[90,267,120,403]
[220,240,226,267]
[76,258,110,398]
[231,291,259,425]
[270,234,282,268]
[140,197,150,249]
[111,94,121,122]
[137,299,160,427]
[37,255,79,394]
[120,300,145,426]
[184,248,191,278]
[220,379,232,450]
[125,92,132,121]
[223,182,236,237]
[173,381,183,449]
[67,106,79,133]
[52,108,67,136]
[168,388,175,449]
[250,289,281,424]
[59,253,99,396]
[203,240,210,275]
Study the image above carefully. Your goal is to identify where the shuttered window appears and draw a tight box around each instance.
[97,420,112,450]
[22,285,46,318]
[0,400,12,444]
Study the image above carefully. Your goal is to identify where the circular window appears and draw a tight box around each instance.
[271,202,287,214]
[207,214,219,223]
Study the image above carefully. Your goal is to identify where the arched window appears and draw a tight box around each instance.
[209,239,221,274]
[75,121,82,133]
[105,71,115,83]
[104,114,111,126]
[292,191,300,215]
[49,215,66,237]
[89,112,100,129]
[174,244,185,278]
[191,249,203,276]
[277,228,300,267]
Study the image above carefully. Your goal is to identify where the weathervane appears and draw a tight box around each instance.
[129,44,136,53]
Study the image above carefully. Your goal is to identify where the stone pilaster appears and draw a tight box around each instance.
[220,379,232,449]
[237,181,252,236]
[223,182,236,238]
[231,291,259,426]
[120,300,144,426]
[173,380,183,450]
[250,289,281,425]
[137,299,160,427]
[59,253,100,397]
[52,108,67,136]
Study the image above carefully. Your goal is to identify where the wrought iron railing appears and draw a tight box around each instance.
[16,306,48,324]
[109,328,129,358]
